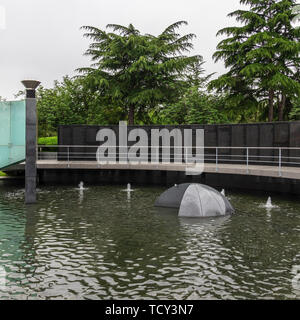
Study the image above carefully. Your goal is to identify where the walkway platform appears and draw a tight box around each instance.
[5,160,300,180]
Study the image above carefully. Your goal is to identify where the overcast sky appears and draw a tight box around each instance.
[0,0,243,100]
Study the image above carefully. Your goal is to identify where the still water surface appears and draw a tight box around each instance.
[0,183,299,300]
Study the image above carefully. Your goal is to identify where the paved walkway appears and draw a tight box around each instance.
[5,160,300,180]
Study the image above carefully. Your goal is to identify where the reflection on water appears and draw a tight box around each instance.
[0,184,299,300]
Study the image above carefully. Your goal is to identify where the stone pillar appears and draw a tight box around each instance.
[22,80,40,204]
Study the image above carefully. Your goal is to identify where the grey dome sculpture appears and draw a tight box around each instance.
[155,183,234,218]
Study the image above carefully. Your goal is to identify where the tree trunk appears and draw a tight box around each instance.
[268,89,274,122]
[278,93,286,122]
[128,105,135,125]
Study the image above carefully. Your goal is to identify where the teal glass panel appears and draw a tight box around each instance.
[0,100,26,169]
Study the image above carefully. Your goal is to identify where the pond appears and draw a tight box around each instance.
[0,182,299,300]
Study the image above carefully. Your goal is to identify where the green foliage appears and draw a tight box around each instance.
[154,89,230,125]
[78,21,202,124]
[37,76,89,136]
[38,136,58,145]
[0,171,6,177]
[33,22,213,134]
[150,59,227,125]
[36,76,124,136]
[210,0,300,122]
[184,89,231,124]
[289,96,300,120]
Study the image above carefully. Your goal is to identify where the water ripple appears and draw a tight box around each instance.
[0,185,299,299]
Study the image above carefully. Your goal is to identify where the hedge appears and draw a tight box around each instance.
[38,136,58,145]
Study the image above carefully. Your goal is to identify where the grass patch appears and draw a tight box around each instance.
[0,171,7,177]
[38,136,58,145]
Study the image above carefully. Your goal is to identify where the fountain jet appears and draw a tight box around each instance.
[79,181,84,190]
[123,183,134,192]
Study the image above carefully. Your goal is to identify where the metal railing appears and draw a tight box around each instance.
[37,145,300,177]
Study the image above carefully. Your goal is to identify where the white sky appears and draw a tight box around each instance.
[0,0,243,100]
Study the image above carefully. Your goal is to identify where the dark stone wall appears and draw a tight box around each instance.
[58,122,300,165]
[58,122,300,148]
[38,169,300,196]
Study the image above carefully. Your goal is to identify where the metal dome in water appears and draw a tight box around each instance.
[155,183,234,218]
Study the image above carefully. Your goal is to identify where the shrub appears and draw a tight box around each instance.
[38,136,58,145]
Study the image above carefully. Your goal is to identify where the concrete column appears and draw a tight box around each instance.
[22,80,40,204]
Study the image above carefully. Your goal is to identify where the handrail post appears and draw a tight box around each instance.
[158,146,160,164]
[279,148,282,177]
[67,146,70,168]
[216,147,218,172]
[185,147,188,165]
[246,147,249,174]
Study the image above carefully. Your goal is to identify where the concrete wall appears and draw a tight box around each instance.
[58,122,300,165]
[38,169,300,195]
[59,121,300,146]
